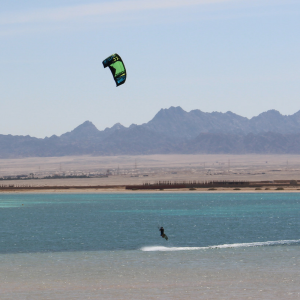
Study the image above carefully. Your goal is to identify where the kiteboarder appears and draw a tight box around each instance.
[159,227,168,240]
[159,227,164,237]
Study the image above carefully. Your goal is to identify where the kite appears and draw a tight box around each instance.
[102,53,126,87]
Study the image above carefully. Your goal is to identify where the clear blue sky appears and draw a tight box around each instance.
[0,0,299,137]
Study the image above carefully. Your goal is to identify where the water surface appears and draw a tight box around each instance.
[0,193,300,299]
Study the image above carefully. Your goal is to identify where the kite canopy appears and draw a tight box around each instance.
[102,53,126,87]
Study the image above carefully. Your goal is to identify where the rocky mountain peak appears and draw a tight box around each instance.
[59,121,100,141]
[72,121,98,133]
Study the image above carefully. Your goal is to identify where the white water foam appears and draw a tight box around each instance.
[141,239,300,252]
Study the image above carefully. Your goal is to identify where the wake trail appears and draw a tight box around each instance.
[141,239,300,252]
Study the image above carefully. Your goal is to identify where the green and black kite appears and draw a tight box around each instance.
[102,53,126,87]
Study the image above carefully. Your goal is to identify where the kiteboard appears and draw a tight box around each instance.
[162,234,168,241]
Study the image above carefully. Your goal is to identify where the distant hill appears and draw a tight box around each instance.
[143,107,300,138]
[1,107,300,158]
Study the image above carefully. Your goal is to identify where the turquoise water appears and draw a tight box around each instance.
[1,193,300,253]
[0,193,300,299]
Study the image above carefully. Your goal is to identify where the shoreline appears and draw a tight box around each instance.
[1,187,300,193]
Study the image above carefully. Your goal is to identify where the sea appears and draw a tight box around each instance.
[0,192,300,299]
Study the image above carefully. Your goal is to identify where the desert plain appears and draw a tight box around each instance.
[1,154,300,192]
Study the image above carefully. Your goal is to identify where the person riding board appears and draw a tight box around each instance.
[159,227,164,237]
[159,227,168,240]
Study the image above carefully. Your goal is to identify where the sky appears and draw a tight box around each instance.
[0,0,299,137]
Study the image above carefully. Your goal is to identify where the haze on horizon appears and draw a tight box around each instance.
[0,0,299,138]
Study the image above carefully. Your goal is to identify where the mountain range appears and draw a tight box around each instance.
[1,106,300,158]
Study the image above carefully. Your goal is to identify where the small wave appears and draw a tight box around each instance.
[141,239,300,252]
